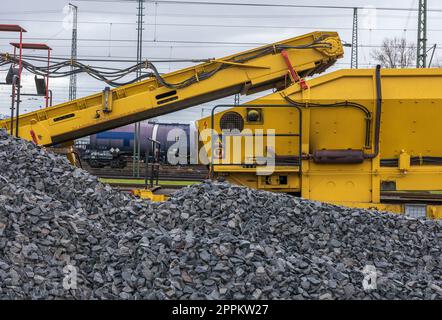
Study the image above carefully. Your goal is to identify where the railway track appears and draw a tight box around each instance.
[100,174,200,196]
[98,174,205,181]
[112,185,184,194]
[105,180,189,199]
[83,163,209,181]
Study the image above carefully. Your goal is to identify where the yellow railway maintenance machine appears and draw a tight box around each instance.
[198,67,442,219]
[2,30,442,218]
[0,31,343,198]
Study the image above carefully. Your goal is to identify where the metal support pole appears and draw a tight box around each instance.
[417,0,428,68]
[234,93,240,106]
[45,49,50,108]
[0,24,26,135]
[10,46,16,135]
[144,144,150,189]
[15,29,23,137]
[18,30,22,77]
[10,77,16,135]
[69,3,78,100]
[428,44,437,67]
[133,0,145,177]
[15,80,21,137]
[351,7,358,69]
[10,39,18,135]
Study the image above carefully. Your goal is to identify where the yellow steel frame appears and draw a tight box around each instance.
[8,28,442,218]
[198,68,442,219]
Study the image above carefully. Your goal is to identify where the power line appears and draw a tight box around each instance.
[0,36,433,50]
[0,36,266,45]
[1,20,441,33]
[0,43,253,49]
[0,11,350,18]
[0,36,416,47]
[0,12,414,22]
[405,0,418,32]
[72,0,442,13]
[11,54,209,63]
[0,10,60,15]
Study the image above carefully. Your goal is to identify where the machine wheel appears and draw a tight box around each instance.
[110,158,126,168]
[110,160,118,168]
[89,160,101,168]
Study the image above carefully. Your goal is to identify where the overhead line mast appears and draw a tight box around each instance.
[351,7,358,69]
[69,3,78,100]
[133,0,145,177]
[417,0,428,68]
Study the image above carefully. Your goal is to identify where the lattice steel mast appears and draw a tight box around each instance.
[133,0,145,177]
[417,0,428,68]
[69,3,78,100]
[351,7,358,69]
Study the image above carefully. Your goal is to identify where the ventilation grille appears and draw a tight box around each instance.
[220,111,244,132]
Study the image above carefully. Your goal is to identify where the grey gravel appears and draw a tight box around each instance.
[1,129,442,300]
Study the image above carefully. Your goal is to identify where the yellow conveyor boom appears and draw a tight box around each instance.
[0,31,343,146]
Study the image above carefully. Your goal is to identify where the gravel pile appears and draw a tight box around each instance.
[1,130,442,300]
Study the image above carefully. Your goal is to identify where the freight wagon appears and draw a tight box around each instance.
[75,122,193,168]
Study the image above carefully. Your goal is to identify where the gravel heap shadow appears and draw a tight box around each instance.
[0,130,442,300]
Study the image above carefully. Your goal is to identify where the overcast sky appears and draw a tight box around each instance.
[0,0,439,123]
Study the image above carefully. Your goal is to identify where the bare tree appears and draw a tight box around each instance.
[371,37,416,68]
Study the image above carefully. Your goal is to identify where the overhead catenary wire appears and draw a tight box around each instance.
[0,14,441,35]
[72,0,442,13]
[5,53,211,64]
[0,20,399,29]
[0,37,432,49]
[2,1,442,12]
